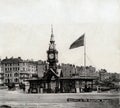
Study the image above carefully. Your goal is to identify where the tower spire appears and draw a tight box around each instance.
[50,24,54,42]
[51,24,53,35]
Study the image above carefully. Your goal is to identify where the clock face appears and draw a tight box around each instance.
[49,53,54,59]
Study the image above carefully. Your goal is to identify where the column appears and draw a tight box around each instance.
[55,79,59,93]
[75,80,80,93]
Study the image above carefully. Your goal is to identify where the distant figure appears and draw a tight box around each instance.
[87,86,91,92]
[84,85,87,92]
[81,86,84,92]
[8,83,15,90]
[97,86,101,93]
[19,82,25,92]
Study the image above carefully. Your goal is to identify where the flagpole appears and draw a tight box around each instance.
[69,34,86,75]
[84,34,86,76]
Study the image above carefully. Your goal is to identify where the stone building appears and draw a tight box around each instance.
[61,63,76,77]
[19,59,37,83]
[36,60,47,78]
[1,57,37,85]
[76,65,97,76]
[61,64,97,78]
[99,69,109,81]
[0,59,4,85]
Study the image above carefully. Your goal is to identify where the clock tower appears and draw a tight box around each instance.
[47,26,58,73]
[43,26,62,93]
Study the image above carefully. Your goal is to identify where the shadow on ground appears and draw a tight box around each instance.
[0,105,11,108]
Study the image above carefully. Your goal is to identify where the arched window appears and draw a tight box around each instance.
[14,73,19,77]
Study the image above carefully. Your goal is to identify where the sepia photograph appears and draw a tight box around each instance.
[0,0,120,108]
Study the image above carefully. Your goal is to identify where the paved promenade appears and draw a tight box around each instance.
[0,89,119,108]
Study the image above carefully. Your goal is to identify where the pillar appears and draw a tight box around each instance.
[60,80,63,93]
[55,79,59,93]
[47,82,51,93]
[91,80,93,91]
[75,80,80,93]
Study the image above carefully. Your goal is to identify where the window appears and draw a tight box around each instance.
[5,74,7,77]
[10,74,12,77]
[5,79,8,83]
[10,68,12,71]
[14,73,19,77]
[14,78,19,82]
[9,79,12,82]
[23,68,25,71]
[5,68,7,71]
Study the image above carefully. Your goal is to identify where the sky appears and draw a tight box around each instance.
[0,0,120,73]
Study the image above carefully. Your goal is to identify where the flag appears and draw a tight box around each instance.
[69,34,85,49]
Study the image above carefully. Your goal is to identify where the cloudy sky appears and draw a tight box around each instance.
[0,0,120,73]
